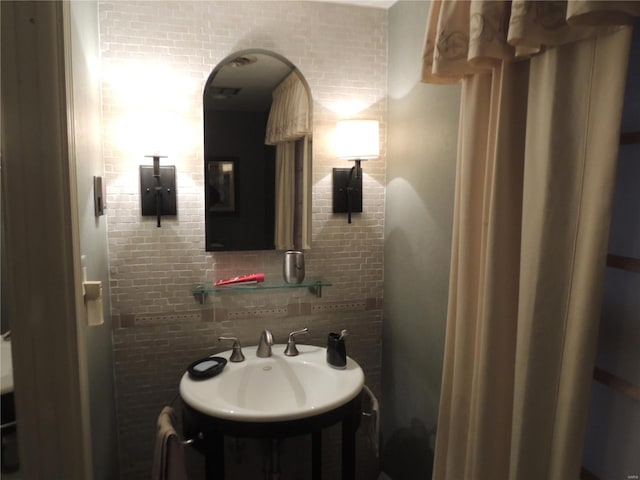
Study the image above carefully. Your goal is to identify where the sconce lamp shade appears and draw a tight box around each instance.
[335,120,379,160]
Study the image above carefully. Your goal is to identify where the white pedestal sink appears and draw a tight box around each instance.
[180,344,364,422]
[180,343,365,479]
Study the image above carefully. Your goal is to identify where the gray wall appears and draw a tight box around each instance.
[69,2,119,478]
[382,1,460,478]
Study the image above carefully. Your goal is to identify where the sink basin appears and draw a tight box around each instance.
[180,344,364,422]
[1,338,13,395]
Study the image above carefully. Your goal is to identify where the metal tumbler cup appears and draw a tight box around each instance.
[283,250,305,284]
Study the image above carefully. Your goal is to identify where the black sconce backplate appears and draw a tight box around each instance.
[332,167,362,214]
[140,165,177,216]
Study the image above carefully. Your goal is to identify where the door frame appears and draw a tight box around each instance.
[1,2,93,478]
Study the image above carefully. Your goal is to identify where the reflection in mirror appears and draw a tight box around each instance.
[204,50,312,252]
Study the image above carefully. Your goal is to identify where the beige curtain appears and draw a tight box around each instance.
[299,135,312,250]
[265,71,310,145]
[265,71,312,250]
[274,142,295,251]
[422,2,638,479]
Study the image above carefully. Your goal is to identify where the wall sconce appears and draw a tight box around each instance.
[140,154,177,227]
[332,119,379,223]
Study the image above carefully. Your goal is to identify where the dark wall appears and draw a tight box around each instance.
[204,109,275,250]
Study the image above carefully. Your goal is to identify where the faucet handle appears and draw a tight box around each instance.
[218,336,245,362]
[284,327,309,356]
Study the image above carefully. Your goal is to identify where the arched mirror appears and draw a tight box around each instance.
[204,50,312,252]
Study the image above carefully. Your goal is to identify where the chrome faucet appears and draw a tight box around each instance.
[256,329,274,357]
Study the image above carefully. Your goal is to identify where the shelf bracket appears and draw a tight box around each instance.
[193,288,207,305]
[309,282,323,298]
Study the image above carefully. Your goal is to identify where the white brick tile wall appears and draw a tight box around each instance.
[100,1,386,478]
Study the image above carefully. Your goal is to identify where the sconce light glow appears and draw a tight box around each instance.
[335,120,380,159]
[103,62,200,159]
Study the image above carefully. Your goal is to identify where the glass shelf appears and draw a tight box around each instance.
[192,277,331,304]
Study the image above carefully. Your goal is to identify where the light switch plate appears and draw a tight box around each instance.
[93,176,105,216]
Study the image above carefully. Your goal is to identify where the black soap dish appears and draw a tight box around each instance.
[187,356,227,380]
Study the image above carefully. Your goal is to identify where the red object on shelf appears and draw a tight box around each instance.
[214,273,265,286]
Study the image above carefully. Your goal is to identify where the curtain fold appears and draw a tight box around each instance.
[274,142,296,251]
[300,135,312,250]
[423,2,636,479]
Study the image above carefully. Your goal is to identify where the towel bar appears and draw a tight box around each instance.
[0,421,17,430]
[181,431,203,445]
[361,385,379,457]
